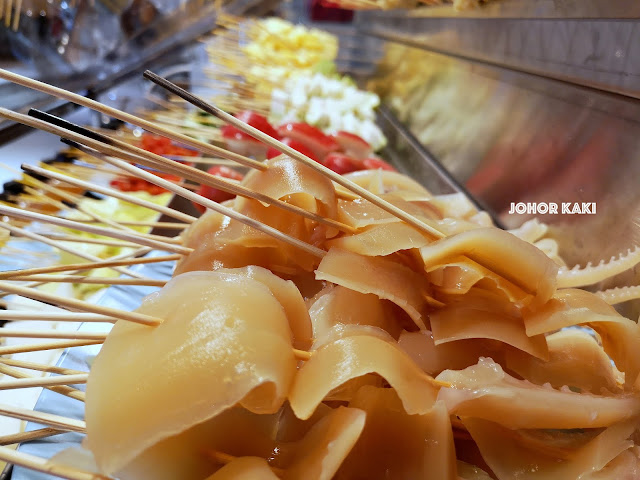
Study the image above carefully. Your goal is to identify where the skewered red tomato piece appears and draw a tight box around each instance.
[221,111,280,158]
[331,131,373,159]
[324,152,364,175]
[276,123,340,160]
[193,166,244,213]
[362,157,396,171]
[266,137,321,163]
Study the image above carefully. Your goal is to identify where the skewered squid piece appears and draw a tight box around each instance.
[315,247,430,329]
[463,417,638,480]
[524,288,640,390]
[289,330,439,420]
[505,329,623,394]
[419,227,559,306]
[85,270,297,476]
[307,284,402,340]
[176,156,339,277]
[335,386,457,480]
[343,169,432,196]
[436,358,640,429]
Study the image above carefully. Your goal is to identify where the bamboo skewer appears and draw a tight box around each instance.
[0,403,86,433]
[0,282,163,326]
[0,69,265,170]
[67,221,189,230]
[0,253,180,279]
[0,358,86,375]
[23,165,197,224]
[71,143,326,258]
[0,364,86,401]
[0,163,135,234]
[0,222,147,280]
[27,110,355,234]
[0,374,89,390]
[0,447,111,480]
[7,275,167,287]
[0,204,193,255]
[0,311,118,323]
[31,233,142,248]
[0,330,108,340]
[143,71,445,239]
[0,340,103,356]
[0,428,64,447]
[68,140,356,234]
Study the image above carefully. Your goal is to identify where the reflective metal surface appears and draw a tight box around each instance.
[356,9,640,99]
[367,42,640,317]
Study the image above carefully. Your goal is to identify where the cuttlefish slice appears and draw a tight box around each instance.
[204,457,280,480]
[85,271,296,475]
[436,358,640,430]
[557,246,640,288]
[289,334,439,420]
[524,289,640,390]
[315,248,429,330]
[235,155,337,218]
[419,228,559,305]
[463,417,636,480]
[217,266,313,350]
[336,386,457,480]
[505,329,622,394]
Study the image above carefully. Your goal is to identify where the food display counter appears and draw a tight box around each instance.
[0,1,639,479]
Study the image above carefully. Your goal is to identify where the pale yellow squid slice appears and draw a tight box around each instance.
[463,417,637,480]
[289,334,439,420]
[419,228,559,305]
[85,271,297,475]
[315,248,430,329]
[436,358,640,429]
[430,306,549,360]
[335,386,457,480]
[524,289,640,389]
[505,329,623,393]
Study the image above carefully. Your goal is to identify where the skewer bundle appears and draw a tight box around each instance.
[0,67,639,480]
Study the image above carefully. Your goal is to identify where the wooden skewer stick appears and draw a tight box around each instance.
[22,165,197,223]
[0,204,192,255]
[8,275,167,287]
[0,282,163,327]
[20,171,138,233]
[0,403,86,433]
[0,373,89,390]
[31,233,142,248]
[0,340,103,356]
[0,358,86,375]
[0,364,86,401]
[0,428,65,447]
[0,253,180,279]
[0,222,147,280]
[0,447,113,480]
[28,111,355,234]
[69,140,356,234]
[66,221,189,230]
[0,330,107,340]
[71,143,325,258]
[0,69,265,170]
[143,71,446,239]
[0,311,118,323]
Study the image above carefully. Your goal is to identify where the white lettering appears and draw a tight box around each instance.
[562,203,570,214]
[538,203,548,214]
[516,203,526,214]
[549,203,558,214]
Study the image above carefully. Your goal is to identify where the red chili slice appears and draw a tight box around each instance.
[324,152,364,175]
[266,137,321,163]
